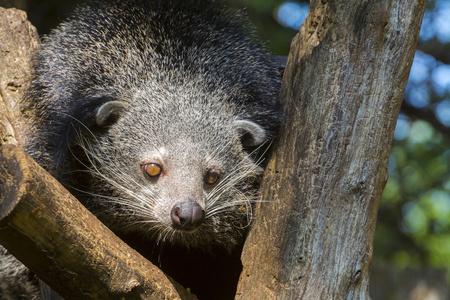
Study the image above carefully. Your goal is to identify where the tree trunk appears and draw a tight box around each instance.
[0,7,39,147]
[236,0,427,299]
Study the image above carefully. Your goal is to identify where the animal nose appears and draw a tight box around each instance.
[171,201,205,230]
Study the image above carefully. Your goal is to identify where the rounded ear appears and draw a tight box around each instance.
[96,101,128,127]
[233,120,267,147]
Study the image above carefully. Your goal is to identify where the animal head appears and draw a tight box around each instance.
[76,82,269,251]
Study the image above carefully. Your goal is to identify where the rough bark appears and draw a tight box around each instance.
[0,7,38,147]
[0,7,195,300]
[236,0,427,299]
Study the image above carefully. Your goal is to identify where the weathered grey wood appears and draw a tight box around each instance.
[236,0,427,299]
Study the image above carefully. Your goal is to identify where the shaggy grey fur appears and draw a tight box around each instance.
[3,0,283,298]
[23,0,282,249]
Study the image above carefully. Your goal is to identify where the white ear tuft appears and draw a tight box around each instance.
[233,119,267,147]
[96,101,128,126]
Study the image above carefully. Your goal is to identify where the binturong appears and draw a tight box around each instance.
[22,0,283,298]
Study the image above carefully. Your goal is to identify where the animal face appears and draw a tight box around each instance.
[75,86,267,251]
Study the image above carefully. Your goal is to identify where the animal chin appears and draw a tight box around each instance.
[172,226,202,234]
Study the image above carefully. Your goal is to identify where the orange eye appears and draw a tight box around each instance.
[205,171,220,185]
[143,163,162,178]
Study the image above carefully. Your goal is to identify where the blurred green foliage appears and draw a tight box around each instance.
[375,119,450,271]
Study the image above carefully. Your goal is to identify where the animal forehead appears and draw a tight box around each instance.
[110,86,242,158]
[128,95,236,134]
[162,132,236,160]
[115,108,239,160]
[134,80,236,109]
